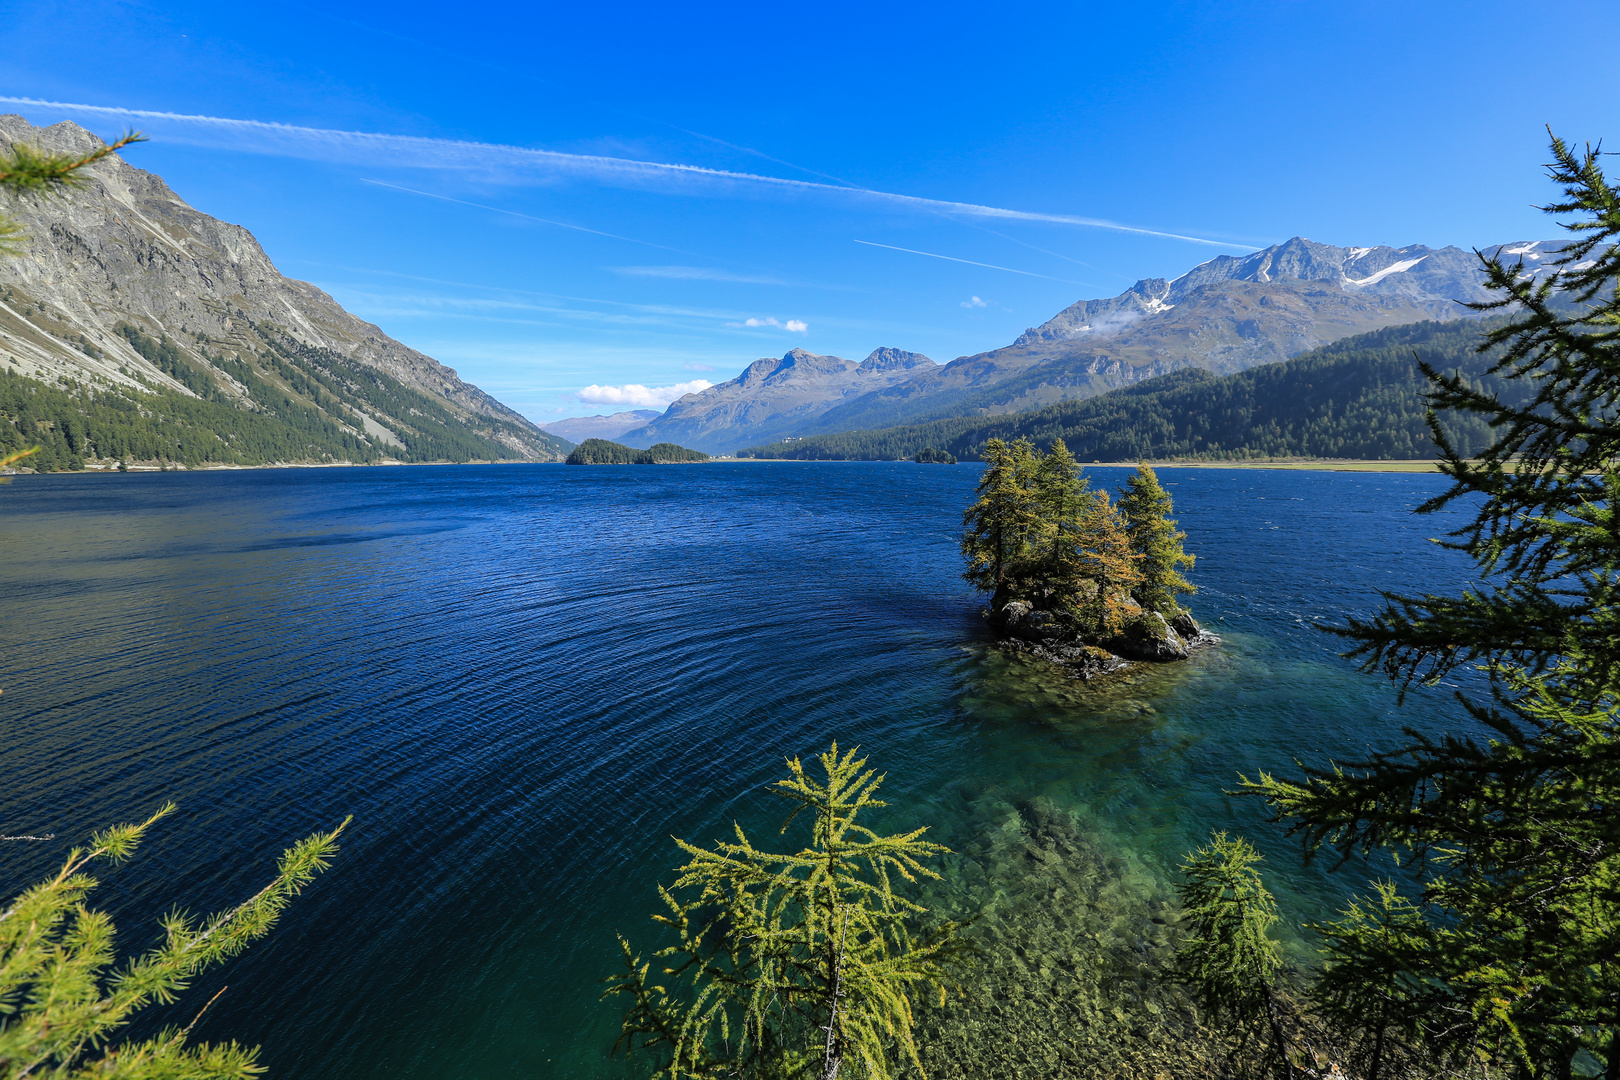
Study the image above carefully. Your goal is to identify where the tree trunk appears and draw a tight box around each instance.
[1367,984,1391,1080]
[1266,993,1295,1080]
[1605,994,1620,1080]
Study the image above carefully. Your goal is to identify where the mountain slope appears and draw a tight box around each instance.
[630,346,935,453]
[542,409,659,443]
[738,316,1524,463]
[0,116,569,466]
[650,237,1559,452]
[795,238,1556,435]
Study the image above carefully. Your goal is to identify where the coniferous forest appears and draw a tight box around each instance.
[565,437,709,464]
[739,316,1527,463]
[1,322,569,470]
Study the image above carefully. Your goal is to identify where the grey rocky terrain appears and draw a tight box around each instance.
[630,346,936,453]
[0,116,567,462]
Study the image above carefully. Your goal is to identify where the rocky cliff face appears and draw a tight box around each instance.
[631,346,936,453]
[0,116,567,462]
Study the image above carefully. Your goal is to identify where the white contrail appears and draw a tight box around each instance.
[853,240,1090,284]
[359,178,698,255]
[0,97,1257,250]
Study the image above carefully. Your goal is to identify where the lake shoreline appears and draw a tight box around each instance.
[2,455,1453,477]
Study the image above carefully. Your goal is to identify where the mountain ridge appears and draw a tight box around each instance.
[627,345,935,451]
[637,237,1560,454]
[0,116,568,465]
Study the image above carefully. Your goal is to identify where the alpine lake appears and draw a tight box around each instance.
[0,461,1479,1078]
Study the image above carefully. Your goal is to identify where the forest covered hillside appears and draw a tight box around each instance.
[738,316,1523,463]
[0,117,571,469]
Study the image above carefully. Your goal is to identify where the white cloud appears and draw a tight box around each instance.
[732,316,809,333]
[577,379,713,407]
[961,295,987,308]
[0,97,1255,250]
[683,361,716,371]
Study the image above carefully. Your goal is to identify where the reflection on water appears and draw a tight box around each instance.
[0,462,1475,1079]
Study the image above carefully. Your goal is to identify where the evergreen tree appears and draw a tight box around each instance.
[1246,133,1620,1079]
[960,438,1041,609]
[0,804,347,1079]
[961,439,1161,642]
[1117,464,1195,617]
[1172,832,1294,1080]
[607,744,960,1080]
[1030,437,1090,605]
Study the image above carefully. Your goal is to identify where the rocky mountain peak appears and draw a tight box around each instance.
[856,347,935,373]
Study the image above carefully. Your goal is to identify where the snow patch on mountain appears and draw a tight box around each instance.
[1344,256,1428,286]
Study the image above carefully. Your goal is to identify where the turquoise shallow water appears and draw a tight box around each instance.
[0,462,1476,1078]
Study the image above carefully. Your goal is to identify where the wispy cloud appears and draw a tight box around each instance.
[578,379,713,406]
[961,295,988,308]
[1,97,1255,249]
[855,240,1089,284]
[683,361,716,371]
[360,179,699,255]
[611,265,792,285]
[726,316,808,333]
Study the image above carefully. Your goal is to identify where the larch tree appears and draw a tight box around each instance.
[1245,132,1620,1079]
[0,805,348,1079]
[1030,437,1090,606]
[607,744,960,1080]
[1117,464,1195,617]
[1071,488,1144,637]
[1173,832,1294,1080]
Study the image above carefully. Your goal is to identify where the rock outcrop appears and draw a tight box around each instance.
[994,599,1215,680]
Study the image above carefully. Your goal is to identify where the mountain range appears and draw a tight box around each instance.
[739,316,1522,463]
[613,236,1561,455]
[541,409,659,444]
[625,346,936,451]
[0,116,570,467]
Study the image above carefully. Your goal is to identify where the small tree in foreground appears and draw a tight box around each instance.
[1,128,145,255]
[607,744,961,1080]
[1172,832,1294,1080]
[0,803,348,1079]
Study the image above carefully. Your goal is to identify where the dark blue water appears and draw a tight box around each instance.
[0,462,1476,1078]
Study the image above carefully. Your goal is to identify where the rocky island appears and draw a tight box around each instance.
[961,439,1213,679]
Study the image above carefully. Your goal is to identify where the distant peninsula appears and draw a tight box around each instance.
[566,438,710,465]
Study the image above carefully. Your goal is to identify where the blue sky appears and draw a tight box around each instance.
[1,0,1614,421]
